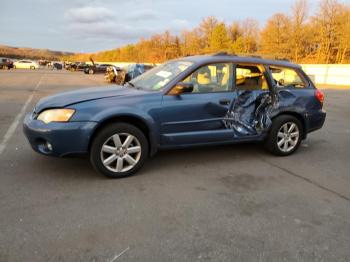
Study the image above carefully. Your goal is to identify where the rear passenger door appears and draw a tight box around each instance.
[223,63,273,138]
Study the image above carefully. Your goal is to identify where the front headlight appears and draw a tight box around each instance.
[37,109,75,124]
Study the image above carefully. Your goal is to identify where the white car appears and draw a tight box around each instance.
[13,60,39,69]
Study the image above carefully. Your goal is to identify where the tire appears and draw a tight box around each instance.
[90,123,149,178]
[264,115,303,156]
[89,69,94,74]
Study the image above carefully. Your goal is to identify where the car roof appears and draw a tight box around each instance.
[175,54,301,69]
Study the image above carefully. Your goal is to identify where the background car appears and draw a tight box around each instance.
[65,62,88,72]
[124,64,154,82]
[47,62,63,70]
[105,65,126,84]
[38,60,50,66]
[105,63,155,85]
[13,60,39,69]
[84,63,112,74]
[0,58,13,69]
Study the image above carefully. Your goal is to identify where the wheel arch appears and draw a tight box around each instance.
[271,111,307,139]
[88,114,157,156]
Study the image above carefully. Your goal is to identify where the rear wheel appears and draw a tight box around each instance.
[90,123,149,178]
[264,115,302,156]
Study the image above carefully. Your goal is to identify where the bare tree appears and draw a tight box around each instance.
[260,13,292,59]
[313,0,342,63]
[291,0,309,62]
[199,16,219,50]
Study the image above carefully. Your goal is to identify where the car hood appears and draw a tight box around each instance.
[35,86,147,113]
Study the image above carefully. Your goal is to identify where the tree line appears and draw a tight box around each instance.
[65,0,350,64]
[0,45,73,61]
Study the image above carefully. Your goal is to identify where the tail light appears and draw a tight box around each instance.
[315,89,325,104]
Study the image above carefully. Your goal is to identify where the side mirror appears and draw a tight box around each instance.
[168,82,194,95]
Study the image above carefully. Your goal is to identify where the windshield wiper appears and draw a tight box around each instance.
[125,82,135,87]
[126,82,142,90]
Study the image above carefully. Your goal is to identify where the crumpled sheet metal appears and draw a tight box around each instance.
[224,90,274,137]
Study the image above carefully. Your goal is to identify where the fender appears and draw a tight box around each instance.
[89,107,160,156]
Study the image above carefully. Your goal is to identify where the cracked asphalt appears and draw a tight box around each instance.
[0,69,349,262]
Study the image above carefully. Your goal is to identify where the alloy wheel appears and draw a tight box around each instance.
[100,133,142,173]
[277,122,300,153]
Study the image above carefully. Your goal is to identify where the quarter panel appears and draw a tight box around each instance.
[272,88,325,133]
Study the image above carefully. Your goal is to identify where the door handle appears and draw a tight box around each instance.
[219,99,231,105]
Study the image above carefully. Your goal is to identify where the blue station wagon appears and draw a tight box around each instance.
[23,54,326,178]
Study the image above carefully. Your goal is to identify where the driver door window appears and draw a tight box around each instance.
[182,63,233,93]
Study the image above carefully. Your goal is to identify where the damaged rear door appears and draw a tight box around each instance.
[223,64,275,138]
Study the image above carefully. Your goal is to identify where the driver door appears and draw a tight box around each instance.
[160,63,236,146]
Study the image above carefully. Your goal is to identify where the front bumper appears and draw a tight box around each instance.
[23,113,98,157]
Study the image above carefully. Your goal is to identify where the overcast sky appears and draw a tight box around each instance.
[0,0,344,53]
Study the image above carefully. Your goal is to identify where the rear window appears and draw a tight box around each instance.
[270,66,307,88]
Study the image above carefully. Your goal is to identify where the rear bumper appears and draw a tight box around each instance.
[23,113,98,157]
[306,109,326,133]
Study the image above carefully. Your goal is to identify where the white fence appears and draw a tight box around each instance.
[301,64,350,86]
[87,61,350,86]
[86,61,155,68]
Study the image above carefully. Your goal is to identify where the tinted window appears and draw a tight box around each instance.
[182,63,233,93]
[270,66,306,88]
[236,64,269,90]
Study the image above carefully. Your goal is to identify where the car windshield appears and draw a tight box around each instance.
[129,61,193,91]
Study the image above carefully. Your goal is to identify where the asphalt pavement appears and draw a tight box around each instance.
[0,69,349,262]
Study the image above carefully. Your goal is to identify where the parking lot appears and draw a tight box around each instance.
[0,69,349,262]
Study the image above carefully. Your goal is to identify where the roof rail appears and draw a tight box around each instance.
[277,58,290,62]
[212,52,236,56]
[212,52,228,56]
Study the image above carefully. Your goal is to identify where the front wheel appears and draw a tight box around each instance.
[264,115,302,156]
[90,123,149,178]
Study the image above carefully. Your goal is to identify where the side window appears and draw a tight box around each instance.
[182,63,233,93]
[270,66,306,88]
[236,64,269,91]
